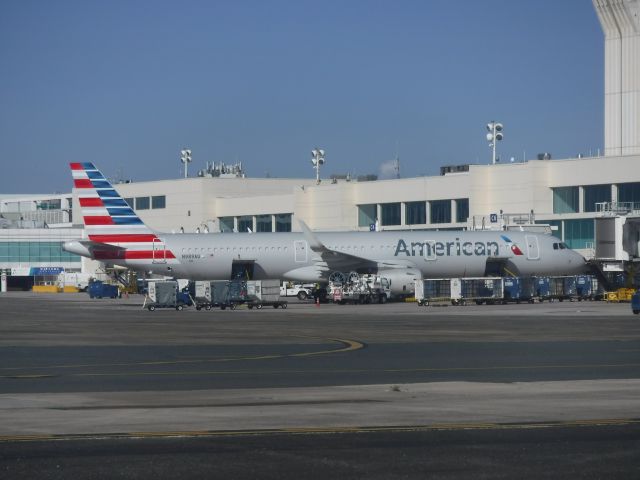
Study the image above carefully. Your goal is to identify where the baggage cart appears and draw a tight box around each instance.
[632,290,640,314]
[415,278,461,306]
[502,277,536,303]
[246,279,288,309]
[193,281,228,310]
[575,275,602,301]
[218,279,248,310]
[461,277,504,305]
[145,281,193,311]
[532,276,551,302]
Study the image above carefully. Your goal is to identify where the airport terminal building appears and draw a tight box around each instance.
[1,0,639,289]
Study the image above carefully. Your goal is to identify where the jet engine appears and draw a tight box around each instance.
[378,268,421,298]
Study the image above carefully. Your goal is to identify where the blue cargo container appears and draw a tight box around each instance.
[503,277,537,303]
[575,275,600,300]
[533,276,550,301]
[632,291,640,314]
[87,281,119,299]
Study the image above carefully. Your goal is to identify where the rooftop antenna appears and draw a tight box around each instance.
[394,141,400,179]
[180,149,192,178]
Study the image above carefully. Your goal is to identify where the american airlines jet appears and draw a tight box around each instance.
[64,162,587,296]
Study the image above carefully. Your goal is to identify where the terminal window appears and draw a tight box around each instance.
[430,200,451,224]
[618,182,640,205]
[405,201,426,225]
[358,204,377,227]
[256,215,272,232]
[135,197,150,210]
[552,187,579,214]
[275,214,292,232]
[381,203,401,226]
[219,217,234,233]
[151,195,166,209]
[455,198,469,223]
[237,216,253,233]
[583,185,611,212]
[0,241,80,263]
[563,219,594,249]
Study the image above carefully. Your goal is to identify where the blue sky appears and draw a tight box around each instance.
[0,0,603,193]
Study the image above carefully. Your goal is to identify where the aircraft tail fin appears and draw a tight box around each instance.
[69,162,172,259]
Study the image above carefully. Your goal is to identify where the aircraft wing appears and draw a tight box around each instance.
[298,221,412,273]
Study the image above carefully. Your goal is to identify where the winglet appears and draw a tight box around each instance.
[298,220,326,253]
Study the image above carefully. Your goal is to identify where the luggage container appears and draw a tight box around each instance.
[548,276,578,301]
[87,280,119,299]
[632,290,640,314]
[146,281,192,311]
[502,277,536,303]
[246,279,287,309]
[415,278,461,306]
[194,281,225,310]
[533,276,551,301]
[217,279,248,310]
[461,277,504,305]
[575,275,601,301]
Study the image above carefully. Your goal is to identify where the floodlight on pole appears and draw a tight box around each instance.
[310,148,325,184]
[180,149,192,178]
[486,122,504,164]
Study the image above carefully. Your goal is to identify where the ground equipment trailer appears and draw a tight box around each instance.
[246,279,288,309]
[87,280,119,299]
[415,278,461,306]
[193,280,230,310]
[145,281,193,311]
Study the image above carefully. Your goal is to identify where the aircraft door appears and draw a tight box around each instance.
[152,238,167,264]
[525,235,540,260]
[294,240,308,263]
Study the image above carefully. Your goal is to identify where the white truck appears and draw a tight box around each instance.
[57,272,92,292]
[280,281,314,300]
[330,273,391,304]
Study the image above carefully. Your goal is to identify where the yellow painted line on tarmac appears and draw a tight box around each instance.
[0,338,365,379]
[1,418,639,443]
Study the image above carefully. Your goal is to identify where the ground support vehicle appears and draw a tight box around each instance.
[280,282,314,300]
[632,290,640,314]
[502,277,537,304]
[87,280,119,299]
[218,280,248,310]
[415,278,460,306]
[462,277,504,305]
[329,274,391,305]
[247,279,288,309]
[145,281,193,311]
[193,281,229,310]
[606,288,637,303]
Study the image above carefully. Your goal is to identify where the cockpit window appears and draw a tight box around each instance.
[553,243,559,250]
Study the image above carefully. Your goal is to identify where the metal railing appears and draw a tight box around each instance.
[595,202,640,216]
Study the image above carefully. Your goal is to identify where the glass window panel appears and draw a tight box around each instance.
[135,197,150,210]
[552,187,579,214]
[237,216,253,233]
[405,202,426,225]
[124,198,134,208]
[358,204,377,227]
[455,198,469,223]
[430,200,451,224]
[380,203,401,226]
[563,219,594,249]
[151,195,166,209]
[219,217,234,232]
[583,184,611,212]
[256,215,272,232]
[618,182,640,206]
[275,214,292,232]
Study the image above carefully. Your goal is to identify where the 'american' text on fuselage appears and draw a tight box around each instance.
[394,238,500,258]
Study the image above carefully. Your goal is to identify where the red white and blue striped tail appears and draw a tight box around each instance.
[70,162,175,261]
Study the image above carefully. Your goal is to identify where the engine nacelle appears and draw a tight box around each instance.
[379,268,421,298]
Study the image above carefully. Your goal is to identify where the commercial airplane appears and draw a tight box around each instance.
[64,162,587,296]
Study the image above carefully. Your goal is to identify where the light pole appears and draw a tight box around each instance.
[180,149,192,178]
[311,148,325,184]
[486,122,504,164]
